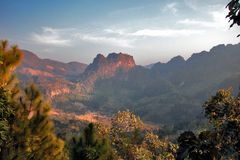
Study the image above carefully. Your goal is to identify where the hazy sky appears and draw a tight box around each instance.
[1,0,239,65]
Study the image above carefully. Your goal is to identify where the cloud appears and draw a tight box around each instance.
[162,2,178,15]
[211,9,229,29]
[104,27,204,38]
[178,7,229,30]
[75,33,134,48]
[31,27,72,46]
[131,29,204,37]
[178,19,216,28]
[30,25,207,49]
[31,27,134,48]
[184,0,198,10]
[104,29,126,35]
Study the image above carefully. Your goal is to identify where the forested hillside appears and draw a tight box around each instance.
[87,43,240,127]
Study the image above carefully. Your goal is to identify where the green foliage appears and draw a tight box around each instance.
[110,110,144,159]
[177,131,219,160]
[177,89,240,159]
[143,132,177,160]
[71,123,113,160]
[203,89,240,158]
[69,111,177,160]
[0,88,14,158]
[110,111,177,160]
[0,40,66,159]
[0,40,23,87]
[0,88,13,121]
[10,84,66,160]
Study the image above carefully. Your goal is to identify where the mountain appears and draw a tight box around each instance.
[15,43,240,132]
[151,43,240,98]
[83,43,240,127]
[16,51,135,99]
[16,50,87,97]
[144,63,155,69]
[84,53,135,77]
[80,53,135,93]
[17,50,87,79]
[151,55,185,74]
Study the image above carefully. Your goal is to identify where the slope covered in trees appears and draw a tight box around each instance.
[82,43,240,130]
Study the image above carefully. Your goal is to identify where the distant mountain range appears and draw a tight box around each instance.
[15,43,240,130]
[18,50,87,78]
[16,50,135,97]
[16,50,87,97]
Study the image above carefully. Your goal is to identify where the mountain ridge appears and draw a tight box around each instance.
[16,51,136,97]
[80,52,136,93]
[15,43,240,128]
[18,50,87,78]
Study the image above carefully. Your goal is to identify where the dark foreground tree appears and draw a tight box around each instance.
[226,0,240,36]
[177,131,219,160]
[177,89,240,160]
[71,123,112,160]
[0,88,15,159]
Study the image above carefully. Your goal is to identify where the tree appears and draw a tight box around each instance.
[177,89,240,159]
[0,87,15,159]
[71,123,113,160]
[0,40,23,87]
[0,40,66,159]
[226,0,240,36]
[11,84,66,160]
[110,110,144,159]
[177,131,219,160]
[110,110,177,160]
[143,132,177,160]
[0,40,23,159]
[203,89,240,159]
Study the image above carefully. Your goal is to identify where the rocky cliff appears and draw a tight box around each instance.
[80,52,136,93]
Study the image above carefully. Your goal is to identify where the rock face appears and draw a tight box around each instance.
[84,53,135,77]
[81,52,136,93]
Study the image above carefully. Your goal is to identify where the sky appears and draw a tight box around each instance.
[0,0,239,65]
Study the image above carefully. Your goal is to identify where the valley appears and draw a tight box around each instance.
[15,43,240,135]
